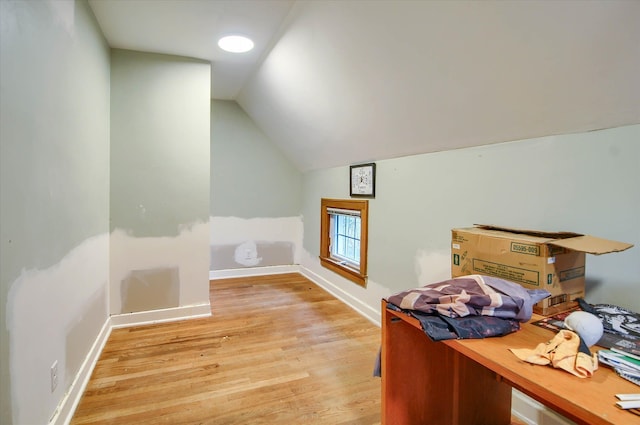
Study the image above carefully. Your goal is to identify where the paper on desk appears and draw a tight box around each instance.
[509,330,598,378]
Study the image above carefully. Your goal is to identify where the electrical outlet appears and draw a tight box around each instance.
[50,361,58,392]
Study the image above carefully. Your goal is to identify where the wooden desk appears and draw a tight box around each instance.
[381,300,639,425]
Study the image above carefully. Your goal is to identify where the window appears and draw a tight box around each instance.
[320,198,368,286]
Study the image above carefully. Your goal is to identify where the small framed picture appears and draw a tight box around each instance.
[350,163,376,197]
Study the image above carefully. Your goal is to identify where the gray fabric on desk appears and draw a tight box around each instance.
[386,274,549,322]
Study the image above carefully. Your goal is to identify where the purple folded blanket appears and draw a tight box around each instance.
[387,274,550,322]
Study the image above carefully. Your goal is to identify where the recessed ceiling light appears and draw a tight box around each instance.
[218,35,254,53]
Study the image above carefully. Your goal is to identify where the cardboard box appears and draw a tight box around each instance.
[451,224,633,316]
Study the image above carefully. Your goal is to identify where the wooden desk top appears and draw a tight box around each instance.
[384,304,640,425]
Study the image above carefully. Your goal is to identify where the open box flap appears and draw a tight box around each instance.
[548,235,634,255]
[474,224,582,240]
[474,224,634,255]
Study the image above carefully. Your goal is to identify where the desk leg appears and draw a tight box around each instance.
[451,348,512,424]
[382,305,512,425]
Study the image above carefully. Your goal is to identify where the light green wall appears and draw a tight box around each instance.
[111,49,210,236]
[209,100,303,271]
[211,100,301,218]
[0,0,110,284]
[0,0,110,423]
[110,49,211,314]
[302,125,640,313]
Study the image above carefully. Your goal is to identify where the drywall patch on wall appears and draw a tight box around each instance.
[121,267,180,313]
[6,233,109,425]
[211,241,294,269]
[415,249,452,285]
[110,221,210,315]
[234,241,262,266]
[65,285,107,385]
[210,216,303,270]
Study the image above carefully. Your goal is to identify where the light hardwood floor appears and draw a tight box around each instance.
[71,273,382,424]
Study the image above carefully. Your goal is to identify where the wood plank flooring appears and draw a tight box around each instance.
[71,273,382,424]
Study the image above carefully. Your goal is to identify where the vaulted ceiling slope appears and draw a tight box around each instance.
[89,0,294,100]
[90,1,640,172]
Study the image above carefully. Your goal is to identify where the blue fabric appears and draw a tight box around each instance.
[387,302,520,341]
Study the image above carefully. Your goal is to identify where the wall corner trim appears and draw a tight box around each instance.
[299,267,380,327]
[48,318,112,425]
[209,265,380,327]
[209,265,380,326]
[48,302,211,425]
[48,270,572,425]
[110,303,212,329]
[209,265,299,280]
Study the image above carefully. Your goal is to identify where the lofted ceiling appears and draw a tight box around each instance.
[89,0,640,172]
[89,0,294,100]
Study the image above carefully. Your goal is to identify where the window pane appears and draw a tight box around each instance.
[330,215,336,255]
[338,215,346,235]
[337,235,345,256]
[320,198,368,287]
[329,213,360,265]
[346,237,354,260]
[348,216,356,238]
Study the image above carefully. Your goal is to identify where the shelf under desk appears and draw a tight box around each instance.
[381,300,639,425]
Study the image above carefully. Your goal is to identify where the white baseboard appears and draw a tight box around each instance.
[110,302,212,329]
[49,302,212,425]
[50,270,570,425]
[49,317,112,425]
[294,268,574,425]
[209,265,380,326]
[209,265,300,280]
[299,266,380,326]
[511,389,575,425]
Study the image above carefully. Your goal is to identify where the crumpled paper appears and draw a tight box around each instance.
[509,329,598,378]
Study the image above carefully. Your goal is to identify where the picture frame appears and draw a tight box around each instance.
[350,163,376,198]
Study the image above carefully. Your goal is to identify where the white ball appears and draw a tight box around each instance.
[564,311,604,347]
